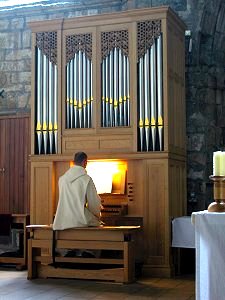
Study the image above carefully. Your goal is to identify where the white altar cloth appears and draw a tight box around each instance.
[192,211,225,300]
[172,216,195,248]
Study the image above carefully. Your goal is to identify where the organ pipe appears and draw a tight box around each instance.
[36,48,43,155]
[150,42,156,151]
[66,63,70,129]
[35,47,58,155]
[101,48,130,128]
[137,34,163,152]
[114,47,118,127]
[102,58,106,127]
[109,50,113,127]
[157,34,163,151]
[90,60,93,127]
[118,49,123,126]
[105,55,109,127]
[73,53,78,128]
[53,64,58,153]
[144,50,150,151]
[69,59,74,128]
[78,50,83,128]
[138,57,144,152]
[126,56,130,126]
[42,54,48,154]
[123,55,127,126]
[87,58,91,128]
[48,60,53,154]
[65,51,93,129]
[83,52,87,128]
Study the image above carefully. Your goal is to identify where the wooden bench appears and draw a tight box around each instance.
[0,214,29,270]
[26,225,141,283]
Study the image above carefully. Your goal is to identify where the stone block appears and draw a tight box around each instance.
[5,49,31,60]
[22,30,31,49]
[0,19,10,30]
[0,32,21,49]
[187,133,205,151]
[11,17,25,30]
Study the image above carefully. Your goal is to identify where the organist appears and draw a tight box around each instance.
[53,151,102,230]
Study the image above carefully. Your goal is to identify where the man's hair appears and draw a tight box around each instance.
[74,152,87,165]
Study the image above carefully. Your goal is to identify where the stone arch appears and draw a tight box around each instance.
[186,0,225,212]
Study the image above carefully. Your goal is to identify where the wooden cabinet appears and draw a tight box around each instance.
[29,7,187,277]
[0,115,30,214]
[29,7,186,156]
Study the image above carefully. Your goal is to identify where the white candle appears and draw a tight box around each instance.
[220,152,225,176]
[213,151,221,176]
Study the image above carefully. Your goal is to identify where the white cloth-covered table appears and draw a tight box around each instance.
[192,211,225,300]
[172,216,195,248]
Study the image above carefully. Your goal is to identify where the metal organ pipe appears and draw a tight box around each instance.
[102,58,106,127]
[90,60,93,127]
[73,53,78,128]
[101,47,130,128]
[65,51,93,130]
[144,50,150,151]
[69,59,74,128]
[66,62,70,129]
[114,47,118,127]
[109,50,113,127]
[42,54,48,154]
[105,55,109,127]
[87,58,91,128]
[150,42,157,151]
[35,47,58,155]
[118,49,123,126]
[83,52,87,128]
[123,55,127,126]
[48,60,53,154]
[36,48,43,155]
[157,34,163,151]
[126,56,130,126]
[137,34,163,152]
[78,50,82,128]
[138,56,144,152]
[53,64,58,153]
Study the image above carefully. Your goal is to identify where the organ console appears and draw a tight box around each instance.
[29,6,186,277]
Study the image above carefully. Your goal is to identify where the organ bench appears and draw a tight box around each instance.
[26,225,141,283]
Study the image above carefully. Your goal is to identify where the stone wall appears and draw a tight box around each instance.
[0,0,224,213]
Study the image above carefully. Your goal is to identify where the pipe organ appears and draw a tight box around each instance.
[29,7,186,277]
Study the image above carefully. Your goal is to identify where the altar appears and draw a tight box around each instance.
[192,211,225,300]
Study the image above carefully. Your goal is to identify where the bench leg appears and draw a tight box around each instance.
[124,241,135,283]
[27,239,37,279]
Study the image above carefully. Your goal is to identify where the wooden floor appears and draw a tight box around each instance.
[0,267,195,300]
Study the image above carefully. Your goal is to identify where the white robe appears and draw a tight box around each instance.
[53,165,101,230]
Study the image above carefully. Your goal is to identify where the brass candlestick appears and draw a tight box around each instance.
[208,175,225,212]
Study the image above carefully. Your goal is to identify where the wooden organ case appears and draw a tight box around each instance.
[29,7,186,277]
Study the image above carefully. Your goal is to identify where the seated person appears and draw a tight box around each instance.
[53,151,102,230]
[53,152,102,258]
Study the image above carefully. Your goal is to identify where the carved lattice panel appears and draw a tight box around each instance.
[137,20,161,60]
[101,30,129,59]
[66,34,92,63]
[36,32,57,64]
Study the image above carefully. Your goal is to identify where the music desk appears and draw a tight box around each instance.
[192,211,225,300]
[26,225,141,283]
